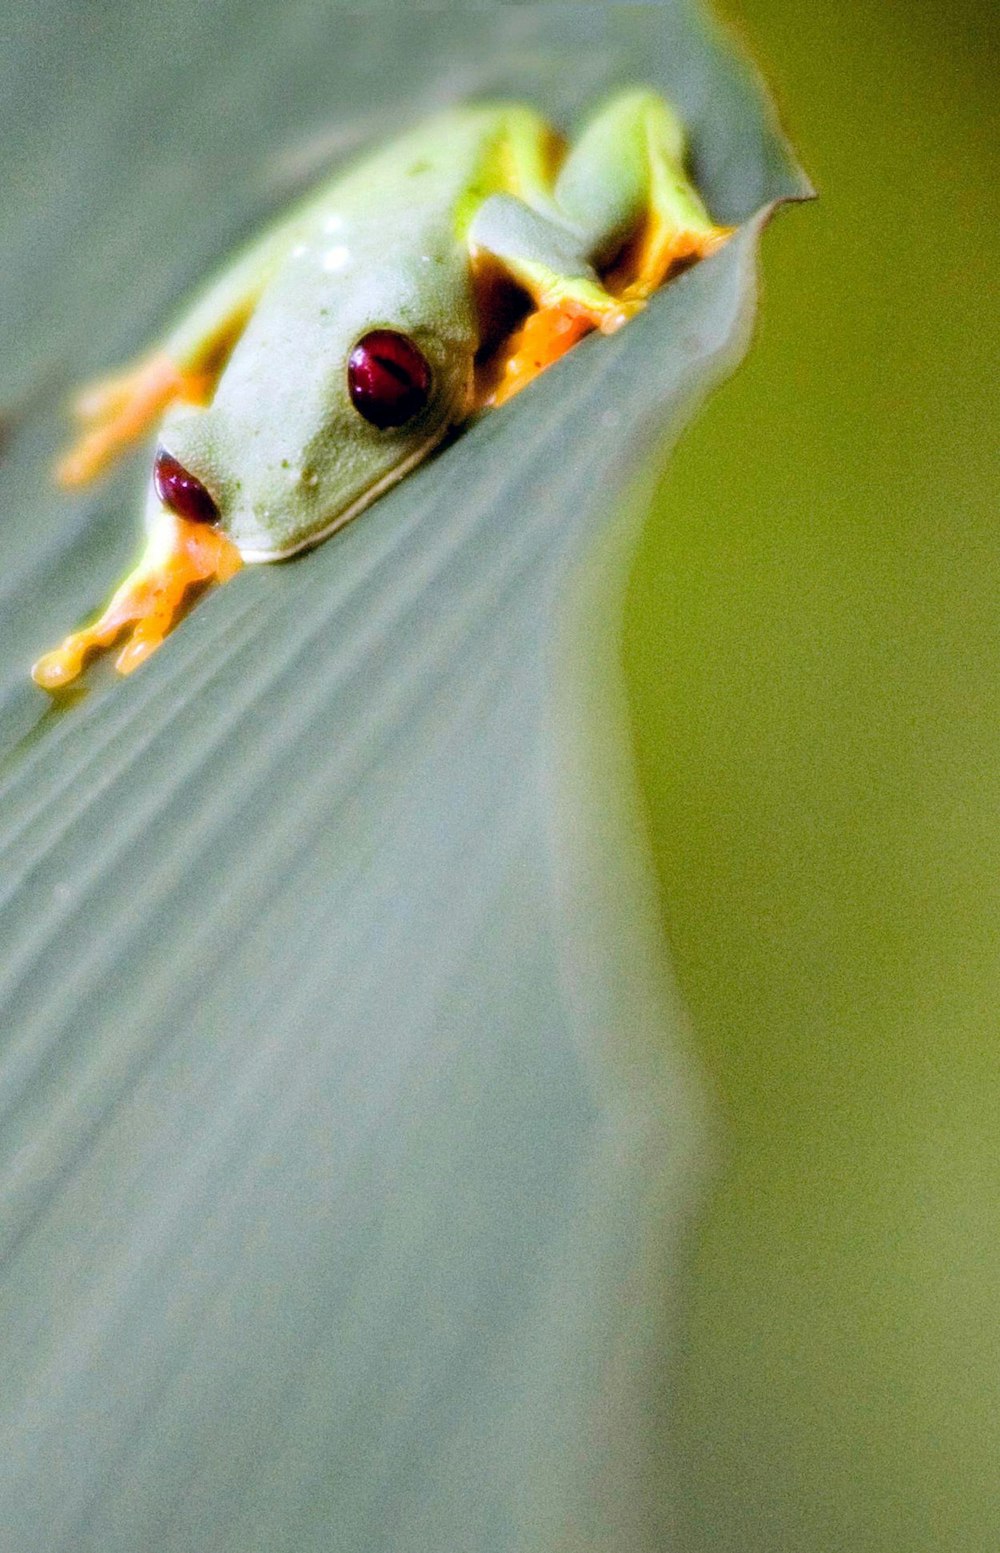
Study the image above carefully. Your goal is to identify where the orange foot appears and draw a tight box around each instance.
[32,512,242,691]
[56,353,212,487]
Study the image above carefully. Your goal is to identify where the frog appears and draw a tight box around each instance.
[32,89,729,690]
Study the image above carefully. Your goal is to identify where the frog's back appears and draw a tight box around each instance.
[307,102,549,240]
[212,103,549,444]
[186,104,551,559]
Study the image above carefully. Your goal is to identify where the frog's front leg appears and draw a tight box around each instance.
[470,90,730,407]
[56,223,294,486]
[469,194,630,407]
[56,355,213,487]
[31,503,242,690]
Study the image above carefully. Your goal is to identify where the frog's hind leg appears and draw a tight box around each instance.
[470,92,730,408]
[555,89,733,302]
[31,511,242,690]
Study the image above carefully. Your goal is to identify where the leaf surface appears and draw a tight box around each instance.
[0,6,805,1550]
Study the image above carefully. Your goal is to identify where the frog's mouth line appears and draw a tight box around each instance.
[234,424,451,564]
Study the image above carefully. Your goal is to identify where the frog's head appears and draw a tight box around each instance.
[149,309,472,561]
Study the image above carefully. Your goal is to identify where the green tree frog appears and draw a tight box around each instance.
[33,89,728,690]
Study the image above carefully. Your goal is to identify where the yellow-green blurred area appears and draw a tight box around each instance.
[625,1,998,1547]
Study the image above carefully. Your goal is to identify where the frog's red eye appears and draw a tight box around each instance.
[347,330,431,428]
[153,448,220,525]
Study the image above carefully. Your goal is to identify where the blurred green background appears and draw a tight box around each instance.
[625,1,999,1548]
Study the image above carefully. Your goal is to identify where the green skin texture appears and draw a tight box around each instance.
[149,90,718,560]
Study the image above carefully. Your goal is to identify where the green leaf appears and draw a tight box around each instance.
[0,6,805,1549]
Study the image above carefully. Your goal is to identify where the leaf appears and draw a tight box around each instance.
[0,6,806,1550]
